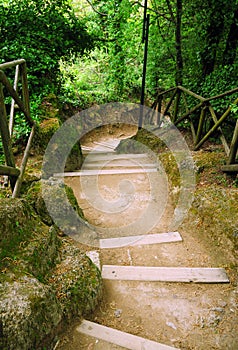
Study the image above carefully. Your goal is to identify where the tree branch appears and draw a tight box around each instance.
[85,0,107,16]
[165,0,176,23]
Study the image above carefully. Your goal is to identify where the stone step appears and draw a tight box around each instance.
[102,266,230,283]
[99,232,182,249]
[77,320,179,350]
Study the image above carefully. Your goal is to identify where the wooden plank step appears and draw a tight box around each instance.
[84,153,150,162]
[93,140,121,149]
[88,146,117,152]
[82,163,158,169]
[99,232,182,249]
[81,146,95,151]
[54,168,158,177]
[102,266,230,283]
[77,320,179,350]
[82,149,116,155]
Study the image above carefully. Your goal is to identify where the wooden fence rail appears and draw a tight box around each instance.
[151,85,238,172]
[0,59,35,196]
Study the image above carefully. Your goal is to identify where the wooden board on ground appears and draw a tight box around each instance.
[83,153,150,162]
[102,266,230,283]
[77,320,180,350]
[93,140,121,149]
[82,163,159,169]
[99,232,182,249]
[82,149,116,155]
[54,168,158,177]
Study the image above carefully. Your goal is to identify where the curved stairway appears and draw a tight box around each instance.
[57,139,230,350]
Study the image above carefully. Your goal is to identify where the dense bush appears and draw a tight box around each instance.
[0,0,95,158]
[0,0,93,94]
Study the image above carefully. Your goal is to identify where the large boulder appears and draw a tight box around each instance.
[0,198,102,350]
[0,276,62,350]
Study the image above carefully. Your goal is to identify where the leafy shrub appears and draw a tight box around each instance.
[0,0,93,95]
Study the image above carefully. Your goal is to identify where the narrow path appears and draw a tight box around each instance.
[57,130,236,350]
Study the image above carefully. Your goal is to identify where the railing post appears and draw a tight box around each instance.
[195,105,207,145]
[12,126,35,198]
[227,119,238,165]
[9,64,20,137]
[156,97,162,125]
[173,88,181,122]
[0,82,17,190]
[194,96,238,150]
[20,62,31,117]
[163,88,178,117]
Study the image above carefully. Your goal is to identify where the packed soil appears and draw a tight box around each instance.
[54,124,238,350]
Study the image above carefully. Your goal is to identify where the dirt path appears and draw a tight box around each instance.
[57,126,238,350]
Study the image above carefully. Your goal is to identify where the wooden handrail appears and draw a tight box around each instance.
[152,84,238,170]
[0,59,36,195]
[177,85,206,102]
[194,96,238,150]
[0,165,20,177]
[0,59,26,70]
[0,82,17,190]
[0,70,34,127]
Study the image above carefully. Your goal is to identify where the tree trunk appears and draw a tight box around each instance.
[201,9,225,78]
[175,0,183,85]
[223,8,238,66]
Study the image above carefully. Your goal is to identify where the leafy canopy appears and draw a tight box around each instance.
[0,0,93,93]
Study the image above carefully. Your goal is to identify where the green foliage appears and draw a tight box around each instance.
[186,64,238,118]
[78,0,143,100]
[1,0,237,154]
[59,41,142,108]
[0,0,93,94]
[59,49,110,108]
[0,0,95,157]
[200,65,238,115]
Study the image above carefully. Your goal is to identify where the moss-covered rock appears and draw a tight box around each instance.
[115,128,165,154]
[0,197,102,350]
[0,276,62,350]
[32,118,60,155]
[27,180,84,227]
[49,243,102,320]
[0,199,32,251]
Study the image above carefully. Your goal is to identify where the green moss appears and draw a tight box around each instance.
[0,199,32,259]
[22,225,61,280]
[65,185,84,219]
[116,128,165,154]
[0,196,102,350]
[193,150,237,187]
[32,118,60,154]
[26,181,85,227]
[182,185,238,258]
[50,246,102,319]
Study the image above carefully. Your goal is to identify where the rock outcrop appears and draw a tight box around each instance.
[0,195,102,350]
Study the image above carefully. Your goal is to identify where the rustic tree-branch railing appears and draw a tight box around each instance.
[152,85,238,172]
[0,59,35,197]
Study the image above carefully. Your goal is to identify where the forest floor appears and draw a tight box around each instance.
[51,124,238,350]
[4,123,236,349]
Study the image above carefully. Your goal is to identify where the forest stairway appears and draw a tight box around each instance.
[58,138,231,350]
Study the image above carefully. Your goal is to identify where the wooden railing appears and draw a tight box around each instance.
[151,86,238,172]
[0,59,35,197]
